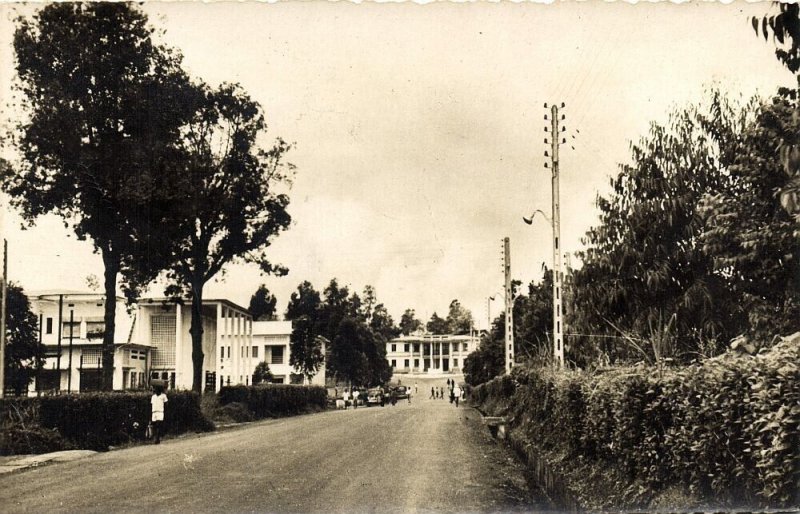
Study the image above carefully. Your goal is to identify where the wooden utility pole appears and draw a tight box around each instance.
[549,104,565,367]
[503,237,514,374]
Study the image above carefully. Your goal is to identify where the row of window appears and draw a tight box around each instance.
[390,358,459,368]
[219,345,285,364]
[390,342,469,353]
[42,318,106,337]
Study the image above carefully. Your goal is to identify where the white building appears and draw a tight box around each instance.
[30,291,144,392]
[29,290,325,393]
[251,321,326,386]
[385,333,478,375]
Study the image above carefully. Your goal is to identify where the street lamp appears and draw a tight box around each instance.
[522,208,565,367]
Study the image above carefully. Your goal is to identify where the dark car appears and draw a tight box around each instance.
[366,387,385,406]
[394,385,409,399]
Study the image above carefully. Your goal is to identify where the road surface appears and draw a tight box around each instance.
[0,385,546,513]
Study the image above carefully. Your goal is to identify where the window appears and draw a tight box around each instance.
[252,346,259,358]
[46,318,53,334]
[130,372,137,389]
[404,359,409,368]
[391,343,396,352]
[227,346,231,359]
[453,358,458,367]
[62,321,80,337]
[221,346,225,361]
[414,359,419,368]
[413,343,420,353]
[463,342,468,352]
[271,346,284,365]
[404,343,410,352]
[391,359,396,368]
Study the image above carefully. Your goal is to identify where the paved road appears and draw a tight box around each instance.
[0,388,546,513]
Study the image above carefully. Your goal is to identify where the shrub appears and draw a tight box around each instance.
[471,334,800,508]
[38,391,213,451]
[218,384,327,419]
[0,425,73,456]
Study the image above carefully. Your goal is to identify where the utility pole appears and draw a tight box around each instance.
[0,239,7,397]
[503,237,514,374]
[547,103,565,367]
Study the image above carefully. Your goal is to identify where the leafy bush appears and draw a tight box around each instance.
[38,391,213,451]
[472,334,800,508]
[1,425,73,456]
[218,384,326,419]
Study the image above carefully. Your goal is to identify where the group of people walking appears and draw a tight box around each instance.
[429,379,464,407]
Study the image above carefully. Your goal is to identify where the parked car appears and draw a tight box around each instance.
[394,385,409,399]
[366,387,385,406]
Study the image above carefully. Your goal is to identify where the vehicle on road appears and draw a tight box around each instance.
[366,387,385,406]
[394,385,409,399]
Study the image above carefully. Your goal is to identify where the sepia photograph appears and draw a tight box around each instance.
[0,1,798,512]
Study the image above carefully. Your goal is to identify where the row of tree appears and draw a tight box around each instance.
[2,4,293,392]
[465,6,800,384]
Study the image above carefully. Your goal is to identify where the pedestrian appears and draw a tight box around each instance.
[343,388,350,409]
[414,382,418,395]
[353,388,360,409]
[390,389,397,406]
[150,384,168,444]
[407,388,411,404]
[453,383,462,407]
[449,386,455,404]
[430,386,435,399]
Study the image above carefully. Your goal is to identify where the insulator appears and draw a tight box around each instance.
[561,126,566,132]
[544,127,548,132]
[544,114,548,120]
[544,151,549,157]
[561,114,565,120]
[544,103,548,108]
[544,138,548,144]
[561,102,565,108]
[544,163,549,168]
[562,138,566,144]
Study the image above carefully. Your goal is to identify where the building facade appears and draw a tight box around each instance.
[385,333,478,375]
[29,290,324,393]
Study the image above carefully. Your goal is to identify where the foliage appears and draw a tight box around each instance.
[37,391,213,451]
[289,317,325,381]
[3,283,44,395]
[370,303,400,341]
[570,91,755,364]
[252,361,274,385]
[445,299,474,335]
[248,284,277,321]
[426,312,449,335]
[161,82,293,392]
[399,308,423,336]
[218,384,327,419]
[513,269,553,365]
[699,89,800,339]
[7,3,195,389]
[463,314,505,386]
[472,334,800,508]
[329,317,390,387]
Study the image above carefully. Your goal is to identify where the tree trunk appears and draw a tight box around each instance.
[101,249,119,391]
[190,285,205,393]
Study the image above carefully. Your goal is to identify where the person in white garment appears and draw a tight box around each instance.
[150,385,168,444]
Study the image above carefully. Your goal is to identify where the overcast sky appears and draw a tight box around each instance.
[0,2,793,329]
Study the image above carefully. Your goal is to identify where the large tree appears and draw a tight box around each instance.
[163,83,292,392]
[571,91,753,364]
[399,309,423,336]
[285,281,325,381]
[3,284,44,395]
[426,312,449,335]
[370,303,400,341]
[6,4,194,388]
[463,314,505,386]
[249,284,277,321]
[445,299,474,335]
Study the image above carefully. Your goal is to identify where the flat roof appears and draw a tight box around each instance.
[139,297,250,315]
[253,320,293,336]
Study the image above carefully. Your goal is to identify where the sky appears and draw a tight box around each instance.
[0,1,794,329]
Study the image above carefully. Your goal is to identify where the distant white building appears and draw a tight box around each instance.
[251,321,326,386]
[28,290,325,393]
[386,333,479,375]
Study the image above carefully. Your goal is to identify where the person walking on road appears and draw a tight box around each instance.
[151,384,168,444]
[430,387,435,399]
[453,383,462,407]
[343,388,351,409]
[353,388,360,409]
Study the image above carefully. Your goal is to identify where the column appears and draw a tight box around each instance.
[216,303,222,392]
[175,303,183,389]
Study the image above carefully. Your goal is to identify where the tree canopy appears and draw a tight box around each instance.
[249,284,277,321]
[3,284,44,395]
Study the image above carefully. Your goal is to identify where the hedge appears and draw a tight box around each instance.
[218,384,327,419]
[472,334,800,508]
[38,391,214,451]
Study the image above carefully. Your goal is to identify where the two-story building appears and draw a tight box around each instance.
[28,290,325,393]
[30,290,144,392]
[385,333,478,375]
